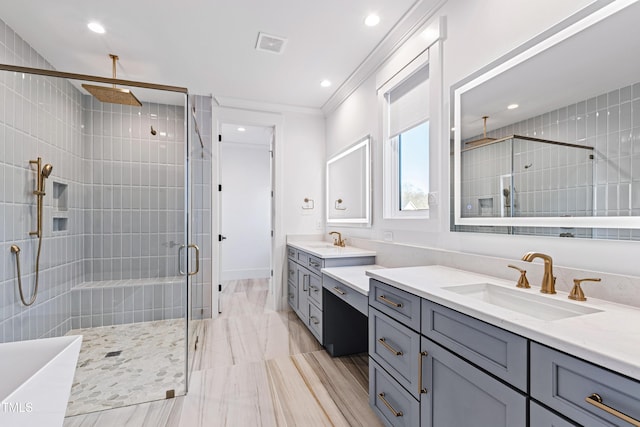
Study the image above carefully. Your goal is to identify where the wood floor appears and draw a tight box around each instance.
[64,279,382,427]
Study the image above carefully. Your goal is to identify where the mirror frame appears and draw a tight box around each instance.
[453,0,640,229]
[326,135,372,226]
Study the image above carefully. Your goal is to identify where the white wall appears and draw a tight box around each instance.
[220,142,272,280]
[324,0,640,278]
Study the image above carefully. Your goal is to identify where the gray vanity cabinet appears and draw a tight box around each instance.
[531,342,640,427]
[287,245,374,346]
[420,336,526,427]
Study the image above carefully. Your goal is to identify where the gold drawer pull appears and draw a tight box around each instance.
[377,393,403,417]
[310,316,320,325]
[333,287,346,296]
[418,351,428,394]
[586,393,640,426]
[378,338,403,356]
[310,285,319,293]
[378,295,403,308]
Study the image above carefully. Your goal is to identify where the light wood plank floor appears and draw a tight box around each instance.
[64,279,382,427]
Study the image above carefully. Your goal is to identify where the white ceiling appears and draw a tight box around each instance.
[0,0,421,109]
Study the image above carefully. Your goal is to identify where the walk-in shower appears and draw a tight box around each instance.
[0,20,213,420]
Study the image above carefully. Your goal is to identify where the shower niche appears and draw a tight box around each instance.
[52,181,68,232]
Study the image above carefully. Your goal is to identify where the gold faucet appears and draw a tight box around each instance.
[521,252,556,294]
[328,231,346,247]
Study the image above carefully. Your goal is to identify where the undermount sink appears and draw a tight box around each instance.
[305,243,340,249]
[443,283,603,321]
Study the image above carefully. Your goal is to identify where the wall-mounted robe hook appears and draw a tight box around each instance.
[302,198,315,210]
[335,198,346,210]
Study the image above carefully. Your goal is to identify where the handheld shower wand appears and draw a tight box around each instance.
[11,157,53,306]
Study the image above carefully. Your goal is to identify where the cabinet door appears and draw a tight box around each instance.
[420,337,526,427]
[296,267,311,323]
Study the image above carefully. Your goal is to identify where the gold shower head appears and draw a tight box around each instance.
[82,54,142,107]
[465,116,497,147]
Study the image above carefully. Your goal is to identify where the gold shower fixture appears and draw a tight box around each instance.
[11,157,53,306]
[465,116,497,147]
[82,54,142,107]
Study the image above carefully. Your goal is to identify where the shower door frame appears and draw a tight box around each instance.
[0,62,194,403]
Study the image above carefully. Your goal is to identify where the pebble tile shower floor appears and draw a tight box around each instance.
[65,318,186,416]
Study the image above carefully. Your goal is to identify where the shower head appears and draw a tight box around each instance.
[41,163,53,178]
[82,54,142,107]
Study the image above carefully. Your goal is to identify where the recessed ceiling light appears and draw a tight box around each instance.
[507,103,519,110]
[365,14,380,27]
[320,80,332,88]
[87,22,105,34]
[237,127,246,132]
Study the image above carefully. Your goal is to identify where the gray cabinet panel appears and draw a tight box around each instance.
[287,246,297,260]
[308,301,323,344]
[530,401,578,427]
[323,274,368,315]
[369,307,421,399]
[287,259,297,284]
[421,299,527,391]
[420,336,526,427]
[370,358,420,427]
[296,266,311,323]
[370,279,421,331]
[307,254,323,275]
[531,342,640,427]
[287,282,298,311]
[308,273,322,309]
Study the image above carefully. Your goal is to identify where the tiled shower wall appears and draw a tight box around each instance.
[82,97,186,281]
[459,82,640,239]
[0,19,84,342]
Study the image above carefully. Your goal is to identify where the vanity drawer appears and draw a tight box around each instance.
[288,282,298,311]
[531,342,640,427]
[323,274,368,316]
[306,254,324,275]
[369,307,421,399]
[369,279,421,331]
[307,302,323,343]
[530,401,578,427]
[287,259,297,284]
[421,299,527,392]
[369,358,420,427]
[308,273,323,309]
[287,245,297,260]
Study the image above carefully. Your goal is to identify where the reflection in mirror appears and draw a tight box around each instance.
[326,136,371,225]
[452,0,640,239]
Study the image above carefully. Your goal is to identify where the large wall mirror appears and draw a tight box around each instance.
[452,0,640,239]
[326,135,371,226]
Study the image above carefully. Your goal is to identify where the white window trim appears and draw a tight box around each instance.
[380,49,431,220]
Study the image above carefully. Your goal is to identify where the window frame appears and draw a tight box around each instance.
[381,50,431,220]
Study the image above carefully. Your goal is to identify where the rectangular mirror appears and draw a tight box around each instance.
[326,136,371,226]
[453,0,640,234]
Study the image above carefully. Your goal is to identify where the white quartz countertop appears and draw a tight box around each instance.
[366,265,640,381]
[288,241,376,259]
[322,265,385,296]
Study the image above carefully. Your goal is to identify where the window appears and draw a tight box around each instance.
[398,121,429,210]
[382,61,430,218]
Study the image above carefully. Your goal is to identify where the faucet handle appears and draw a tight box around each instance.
[507,265,531,289]
[569,278,601,302]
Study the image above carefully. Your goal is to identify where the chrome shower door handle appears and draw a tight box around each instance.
[178,244,200,276]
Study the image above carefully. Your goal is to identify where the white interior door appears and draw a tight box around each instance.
[219,124,273,285]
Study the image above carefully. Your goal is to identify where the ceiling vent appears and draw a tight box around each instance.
[255,32,288,54]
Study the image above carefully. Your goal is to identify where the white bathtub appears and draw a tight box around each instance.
[0,335,82,427]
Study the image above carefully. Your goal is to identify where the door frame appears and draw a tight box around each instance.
[212,107,285,312]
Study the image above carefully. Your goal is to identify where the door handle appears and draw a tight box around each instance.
[178,244,200,276]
